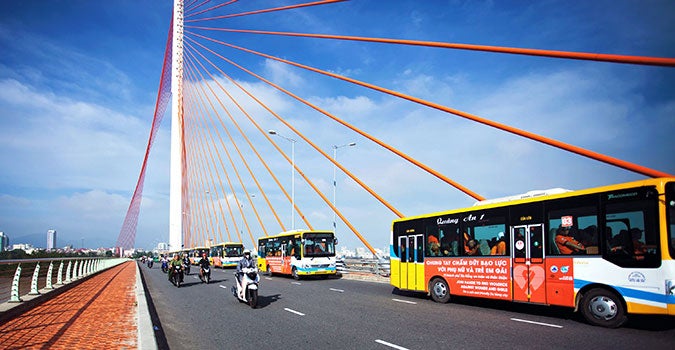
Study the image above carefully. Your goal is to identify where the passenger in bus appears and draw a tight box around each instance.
[428,234,441,256]
[490,232,506,255]
[439,232,454,256]
[466,239,481,256]
[555,226,586,254]
[630,228,646,254]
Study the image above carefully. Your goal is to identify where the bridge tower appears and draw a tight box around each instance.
[169,0,184,253]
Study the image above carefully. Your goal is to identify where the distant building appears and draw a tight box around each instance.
[47,229,57,250]
[11,243,36,254]
[0,231,8,251]
[157,242,169,251]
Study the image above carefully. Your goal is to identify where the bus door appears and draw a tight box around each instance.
[398,234,424,290]
[511,224,546,303]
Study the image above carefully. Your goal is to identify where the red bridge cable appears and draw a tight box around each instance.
[186,61,260,247]
[185,0,239,19]
[185,32,486,201]
[184,0,200,12]
[185,77,224,246]
[185,43,313,232]
[185,38,410,216]
[185,120,233,245]
[116,18,173,250]
[184,71,244,244]
[186,27,675,67]
[183,91,207,247]
[185,41,377,256]
[187,31,673,179]
[185,44,307,233]
[185,0,348,23]
[188,44,315,234]
[187,64,253,245]
[185,84,235,245]
[185,0,211,14]
[186,48,285,237]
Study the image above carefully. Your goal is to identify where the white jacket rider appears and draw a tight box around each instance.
[236,249,256,296]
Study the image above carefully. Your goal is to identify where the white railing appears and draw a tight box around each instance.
[0,257,127,304]
[338,258,390,277]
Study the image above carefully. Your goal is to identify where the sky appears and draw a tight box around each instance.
[1,0,674,252]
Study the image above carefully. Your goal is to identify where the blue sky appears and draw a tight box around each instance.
[1,0,674,252]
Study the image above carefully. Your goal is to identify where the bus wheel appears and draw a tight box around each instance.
[580,288,627,328]
[266,265,273,277]
[292,267,300,280]
[430,278,450,303]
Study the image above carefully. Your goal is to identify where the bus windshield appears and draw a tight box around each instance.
[225,245,243,257]
[303,233,335,257]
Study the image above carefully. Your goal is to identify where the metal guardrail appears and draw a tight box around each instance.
[0,257,127,304]
[337,258,390,277]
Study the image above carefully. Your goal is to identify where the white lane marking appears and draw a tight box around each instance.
[510,318,563,328]
[284,308,305,316]
[291,282,302,285]
[329,288,344,293]
[265,277,273,280]
[392,298,417,305]
[375,339,409,350]
[219,285,228,289]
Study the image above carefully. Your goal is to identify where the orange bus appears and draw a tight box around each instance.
[210,242,244,268]
[391,177,675,328]
[257,230,337,279]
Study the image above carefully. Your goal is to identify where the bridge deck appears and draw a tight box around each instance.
[0,261,139,349]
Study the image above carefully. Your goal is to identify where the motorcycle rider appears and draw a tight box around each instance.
[198,252,210,281]
[236,249,256,296]
[182,253,191,275]
[168,254,183,283]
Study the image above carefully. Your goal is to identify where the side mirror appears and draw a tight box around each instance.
[334,238,339,245]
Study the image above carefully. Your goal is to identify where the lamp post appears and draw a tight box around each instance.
[268,130,296,230]
[332,142,356,235]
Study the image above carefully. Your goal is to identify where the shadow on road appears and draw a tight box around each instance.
[390,287,675,331]
[256,293,282,308]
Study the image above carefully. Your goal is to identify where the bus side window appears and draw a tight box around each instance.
[604,192,660,268]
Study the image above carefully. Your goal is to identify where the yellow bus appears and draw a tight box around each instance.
[210,242,244,268]
[391,177,675,328]
[188,246,209,265]
[258,230,338,279]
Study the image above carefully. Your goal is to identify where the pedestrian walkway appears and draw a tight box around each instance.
[0,261,140,350]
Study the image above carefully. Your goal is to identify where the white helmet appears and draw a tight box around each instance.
[244,249,251,255]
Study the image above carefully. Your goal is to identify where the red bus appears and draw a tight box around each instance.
[391,177,675,328]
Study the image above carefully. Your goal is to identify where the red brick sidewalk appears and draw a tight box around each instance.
[0,261,137,350]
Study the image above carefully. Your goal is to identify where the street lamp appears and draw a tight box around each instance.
[332,142,356,235]
[268,130,296,230]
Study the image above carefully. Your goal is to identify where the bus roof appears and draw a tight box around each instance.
[258,230,334,241]
[394,177,675,223]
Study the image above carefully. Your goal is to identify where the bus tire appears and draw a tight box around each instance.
[429,278,450,303]
[266,265,273,277]
[580,288,627,328]
[292,267,300,280]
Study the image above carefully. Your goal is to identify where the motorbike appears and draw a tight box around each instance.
[147,259,153,268]
[232,267,260,308]
[169,265,184,288]
[199,266,211,284]
[161,260,168,273]
[183,260,191,275]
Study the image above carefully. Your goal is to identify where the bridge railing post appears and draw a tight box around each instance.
[65,261,72,283]
[29,262,41,295]
[9,264,23,303]
[56,261,64,285]
[45,261,54,290]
